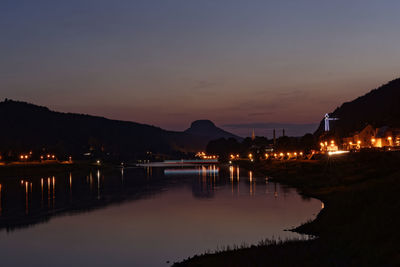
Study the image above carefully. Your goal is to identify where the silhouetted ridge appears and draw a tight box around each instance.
[0,100,232,160]
[189,120,216,129]
[1,99,50,112]
[315,78,400,137]
[185,120,241,141]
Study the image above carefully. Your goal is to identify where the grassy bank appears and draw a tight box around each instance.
[175,151,400,266]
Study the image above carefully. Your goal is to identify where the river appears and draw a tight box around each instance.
[0,165,321,266]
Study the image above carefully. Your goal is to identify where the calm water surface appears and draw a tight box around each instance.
[0,165,321,266]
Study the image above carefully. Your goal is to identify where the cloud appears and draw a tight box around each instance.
[247,112,274,117]
[191,80,218,91]
[276,89,308,99]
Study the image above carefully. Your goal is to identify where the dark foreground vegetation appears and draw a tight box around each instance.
[175,151,400,266]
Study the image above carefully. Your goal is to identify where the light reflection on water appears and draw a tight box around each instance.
[0,165,322,267]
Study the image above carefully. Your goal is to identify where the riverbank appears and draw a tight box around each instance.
[175,151,400,266]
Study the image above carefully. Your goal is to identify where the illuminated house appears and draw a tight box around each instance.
[373,126,400,148]
[342,125,400,149]
[342,124,375,150]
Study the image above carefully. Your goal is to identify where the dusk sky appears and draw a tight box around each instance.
[2,1,400,136]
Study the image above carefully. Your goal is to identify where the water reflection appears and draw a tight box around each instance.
[0,184,2,216]
[52,177,56,208]
[0,165,320,234]
[97,170,101,200]
[0,165,322,267]
[25,181,29,214]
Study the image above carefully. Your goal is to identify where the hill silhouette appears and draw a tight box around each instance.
[185,120,242,140]
[0,100,237,160]
[315,78,400,137]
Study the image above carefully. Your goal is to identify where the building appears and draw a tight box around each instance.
[342,124,400,149]
[373,126,400,148]
[342,124,375,150]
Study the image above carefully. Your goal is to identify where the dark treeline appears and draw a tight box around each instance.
[0,100,241,163]
[0,100,185,162]
[206,133,318,162]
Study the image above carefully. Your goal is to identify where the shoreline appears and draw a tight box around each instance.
[175,151,400,266]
